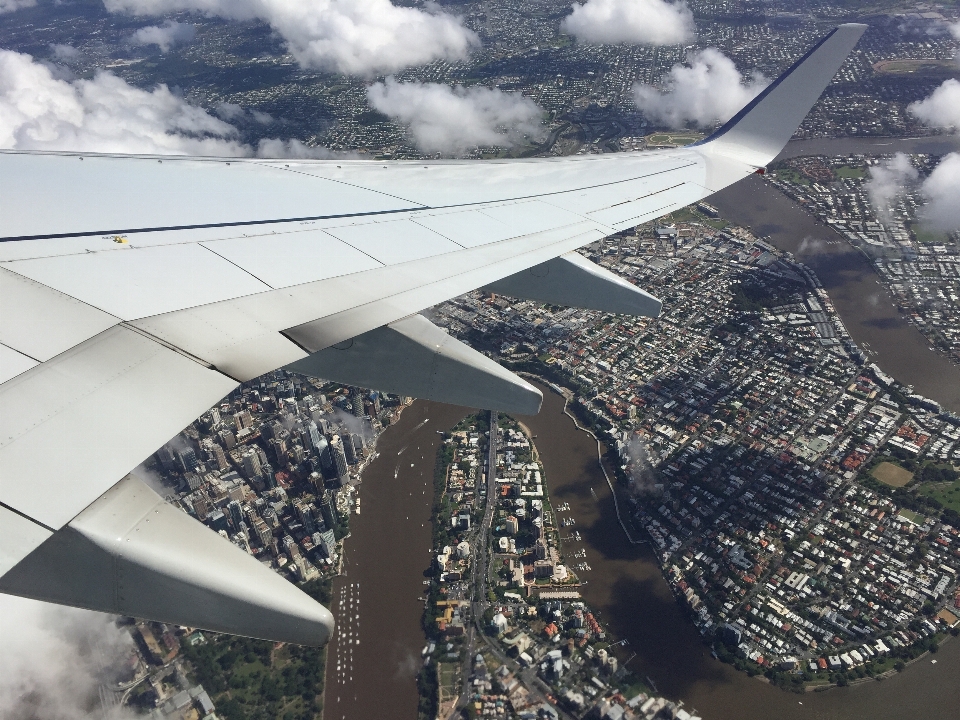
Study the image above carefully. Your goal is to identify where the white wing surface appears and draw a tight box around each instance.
[0,25,865,645]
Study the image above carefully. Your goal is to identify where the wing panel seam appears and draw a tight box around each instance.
[0,501,55,533]
[0,159,698,242]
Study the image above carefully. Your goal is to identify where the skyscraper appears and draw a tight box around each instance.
[343,433,357,464]
[156,445,177,472]
[307,421,322,452]
[350,387,364,418]
[241,448,261,480]
[318,490,336,532]
[261,461,275,489]
[329,435,349,485]
[218,428,236,450]
[176,447,198,473]
[227,500,243,530]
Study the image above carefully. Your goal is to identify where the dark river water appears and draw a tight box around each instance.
[326,135,960,719]
[329,391,960,720]
[711,135,960,412]
[324,400,469,720]
[519,388,960,720]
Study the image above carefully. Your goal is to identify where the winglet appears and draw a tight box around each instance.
[698,24,866,171]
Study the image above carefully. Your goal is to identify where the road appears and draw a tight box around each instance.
[450,410,499,719]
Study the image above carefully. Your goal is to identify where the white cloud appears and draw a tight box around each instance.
[920,152,960,231]
[0,49,338,157]
[865,152,918,221]
[129,20,196,52]
[0,0,35,14]
[49,44,82,63]
[632,48,767,129]
[907,78,960,129]
[256,138,344,158]
[104,0,479,76]
[216,101,273,124]
[561,0,695,46]
[0,595,138,720]
[366,78,545,154]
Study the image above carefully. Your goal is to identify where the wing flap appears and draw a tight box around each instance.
[486,252,662,317]
[288,314,542,414]
[0,325,236,528]
[0,267,119,362]
[0,475,334,646]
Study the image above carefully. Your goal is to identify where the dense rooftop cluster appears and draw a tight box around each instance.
[150,375,408,587]
[769,154,960,363]
[431,209,960,691]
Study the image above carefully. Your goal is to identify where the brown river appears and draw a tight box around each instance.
[325,136,960,719]
[712,136,960,412]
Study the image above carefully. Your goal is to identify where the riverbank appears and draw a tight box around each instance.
[518,384,960,720]
[711,136,960,412]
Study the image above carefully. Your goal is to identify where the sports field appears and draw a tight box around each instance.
[871,461,913,487]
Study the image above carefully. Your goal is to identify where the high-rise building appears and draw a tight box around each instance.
[506,516,519,535]
[291,444,306,465]
[261,461,275,489]
[183,472,202,492]
[350,387,364,417]
[316,435,333,478]
[269,437,287,463]
[233,410,254,430]
[307,421,322,452]
[227,500,243,530]
[281,397,299,417]
[352,434,365,460]
[343,433,357,464]
[535,538,548,561]
[318,490,336,532]
[240,448,261,480]
[282,535,300,559]
[201,438,229,471]
[253,519,272,547]
[317,529,337,559]
[218,428,236,450]
[295,501,317,534]
[177,447,198,473]
[156,445,177,472]
[193,496,210,520]
[329,435,349,485]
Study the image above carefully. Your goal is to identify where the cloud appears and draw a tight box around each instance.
[865,153,918,221]
[0,0,35,14]
[907,78,960,129]
[216,101,273,124]
[797,236,825,254]
[632,48,768,129]
[561,0,695,46]
[49,44,82,63]
[0,49,340,157]
[129,20,196,52]
[621,433,660,495]
[920,152,960,231]
[366,78,545,154]
[0,594,138,720]
[104,0,480,76]
[256,137,346,158]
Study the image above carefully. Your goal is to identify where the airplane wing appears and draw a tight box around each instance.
[0,25,865,646]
